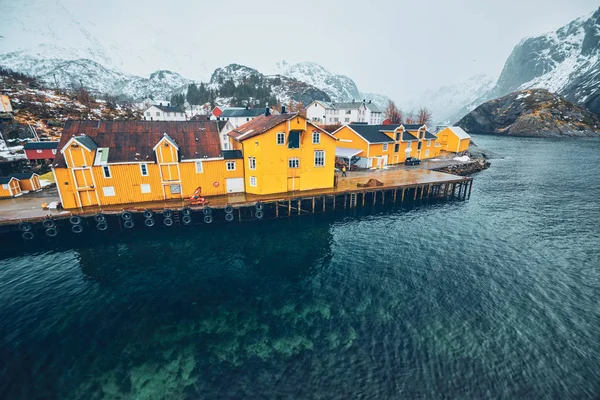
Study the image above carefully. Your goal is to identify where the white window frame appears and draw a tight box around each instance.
[425,149,430,157]
[140,163,148,176]
[103,165,112,178]
[141,184,151,193]
[288,158,299,168]
[312,131,320,144]
[382,143,388,151]
[52,149,57,155]
[276,132,285,145]
[156,112,160,116]
[248,157,256,170]
[250,176,257,187]
[314,150,325,168]
[103,186,115,197]
[406,142,412,150]
[195,161,203,173]
[226,161,236,171]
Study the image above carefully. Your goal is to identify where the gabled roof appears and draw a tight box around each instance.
[229,113,299,140]
[73,134,98,151]
[344,124,396,144]
[331,102,366,110]
[0,176,18,184]
[221,108,267,118]
[402,131,419,141]
[310,100,334,109]
[23,141,59,150]
[151,105,182,113]
[365,103,382,112]
[54,120,228,168]
[446,126,471,140]
[402,124,426,131]
[424,131,437,140]
[10,173,38,180]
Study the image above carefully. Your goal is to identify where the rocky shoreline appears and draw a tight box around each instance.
[432,157,490,176]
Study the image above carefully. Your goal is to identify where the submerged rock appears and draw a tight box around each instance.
[457,89,600,137]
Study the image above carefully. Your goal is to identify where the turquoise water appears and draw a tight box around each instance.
[1,135,600,399]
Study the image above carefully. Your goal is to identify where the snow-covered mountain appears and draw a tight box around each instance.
[209,63,330,105]
[407,74,497,123]
[0,54,191,100]
[273,61,389,108]
[455,7,600,121]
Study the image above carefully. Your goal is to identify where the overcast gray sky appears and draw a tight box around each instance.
[30,0,600,99]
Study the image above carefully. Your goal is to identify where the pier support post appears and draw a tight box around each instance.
[288,200,291,216]
[443,184,448,199]
[333,196,336,210]
[298,200,301,215]
[393,189,397,203]
[382,191,385,205]
[413,187,418,201]
[362,193,365,207]
[276,202,279,218]
[452,183,457,198]
[401,188,405,206]
[373,192,376,206]
[468,181,473,199]
[323,196,326,212]
[344,194,347,209]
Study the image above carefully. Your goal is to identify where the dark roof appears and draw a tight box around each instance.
[402,131,419,141]
[0,176,17,184]
[222,150,243,159]
[220,108,267,118]
[230,113,298,140]
[402,124,425,131]
[10,173,38,180]
[54,120,228,168]
[155,105,182,113]
[23,141,58,150]
[345,124,396,144]
[73,134,98,150]
[425,131,437,140]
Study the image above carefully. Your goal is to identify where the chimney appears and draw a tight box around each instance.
[265,106,271,116]
[281,105,286,114]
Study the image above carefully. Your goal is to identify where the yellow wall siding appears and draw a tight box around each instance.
[64,144,95,168]
[436,127,470,153]
[239,119,336,195]
[155,139,178,163]
[332,126,368,157]
[19,177,40,191]
[55,159,243,209]
[0,179,19,198]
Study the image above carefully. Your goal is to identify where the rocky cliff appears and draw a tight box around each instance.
[457,89,600,137]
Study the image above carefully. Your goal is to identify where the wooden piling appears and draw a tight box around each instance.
[393,189,397,203]
[276,202,279,217]
[312,197,315,213]
[288,200,291,216]
[298,200,301,215]
[468,180,473,199]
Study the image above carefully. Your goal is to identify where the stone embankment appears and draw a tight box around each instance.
[432,158,490,176]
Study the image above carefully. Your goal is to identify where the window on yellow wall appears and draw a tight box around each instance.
[195,161,203,173]
[427,140,431,147]
[226,161,236,171]
[248,157,256,170]
[141,184,151,193]
[314,150,325,167]
[140,163,148,176]
[103,166,111,178]
[382,143,388,151]
[312,131,320,144]
[394,144,399,153]
[288,158,299,168]
[276,132,285,145]
[250,176,257,187]
[425,150,430,157]
[103,186,115,196]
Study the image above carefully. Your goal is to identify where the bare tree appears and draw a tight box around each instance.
[417,107,432,125]
[404,111,416,125]
[384,100,403,124]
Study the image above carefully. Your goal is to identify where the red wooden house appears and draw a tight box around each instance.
[23,141,58,162]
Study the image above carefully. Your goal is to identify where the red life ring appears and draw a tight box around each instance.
[213,181,219,187]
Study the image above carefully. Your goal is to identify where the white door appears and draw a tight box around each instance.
[226,178,245,193]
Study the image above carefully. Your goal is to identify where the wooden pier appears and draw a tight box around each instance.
[0,168,474,239]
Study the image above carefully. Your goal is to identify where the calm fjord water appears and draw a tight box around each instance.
[1,135,600,399]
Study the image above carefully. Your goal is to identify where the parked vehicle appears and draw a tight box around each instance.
[405,157,421,166]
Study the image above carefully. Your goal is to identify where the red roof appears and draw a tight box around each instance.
[229,113,297,141]
[54,120,227,168]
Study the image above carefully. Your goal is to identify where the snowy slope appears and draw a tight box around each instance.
[273,61,389,108]
[456,7,600,121]
[407,74,496,123]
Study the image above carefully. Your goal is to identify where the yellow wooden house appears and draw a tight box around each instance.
[0,176,22,197]
[333,124,441,168]
[10,173,41,192]
[436,126,471,153]
[228,113,338,195]
[53,120,244,209]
